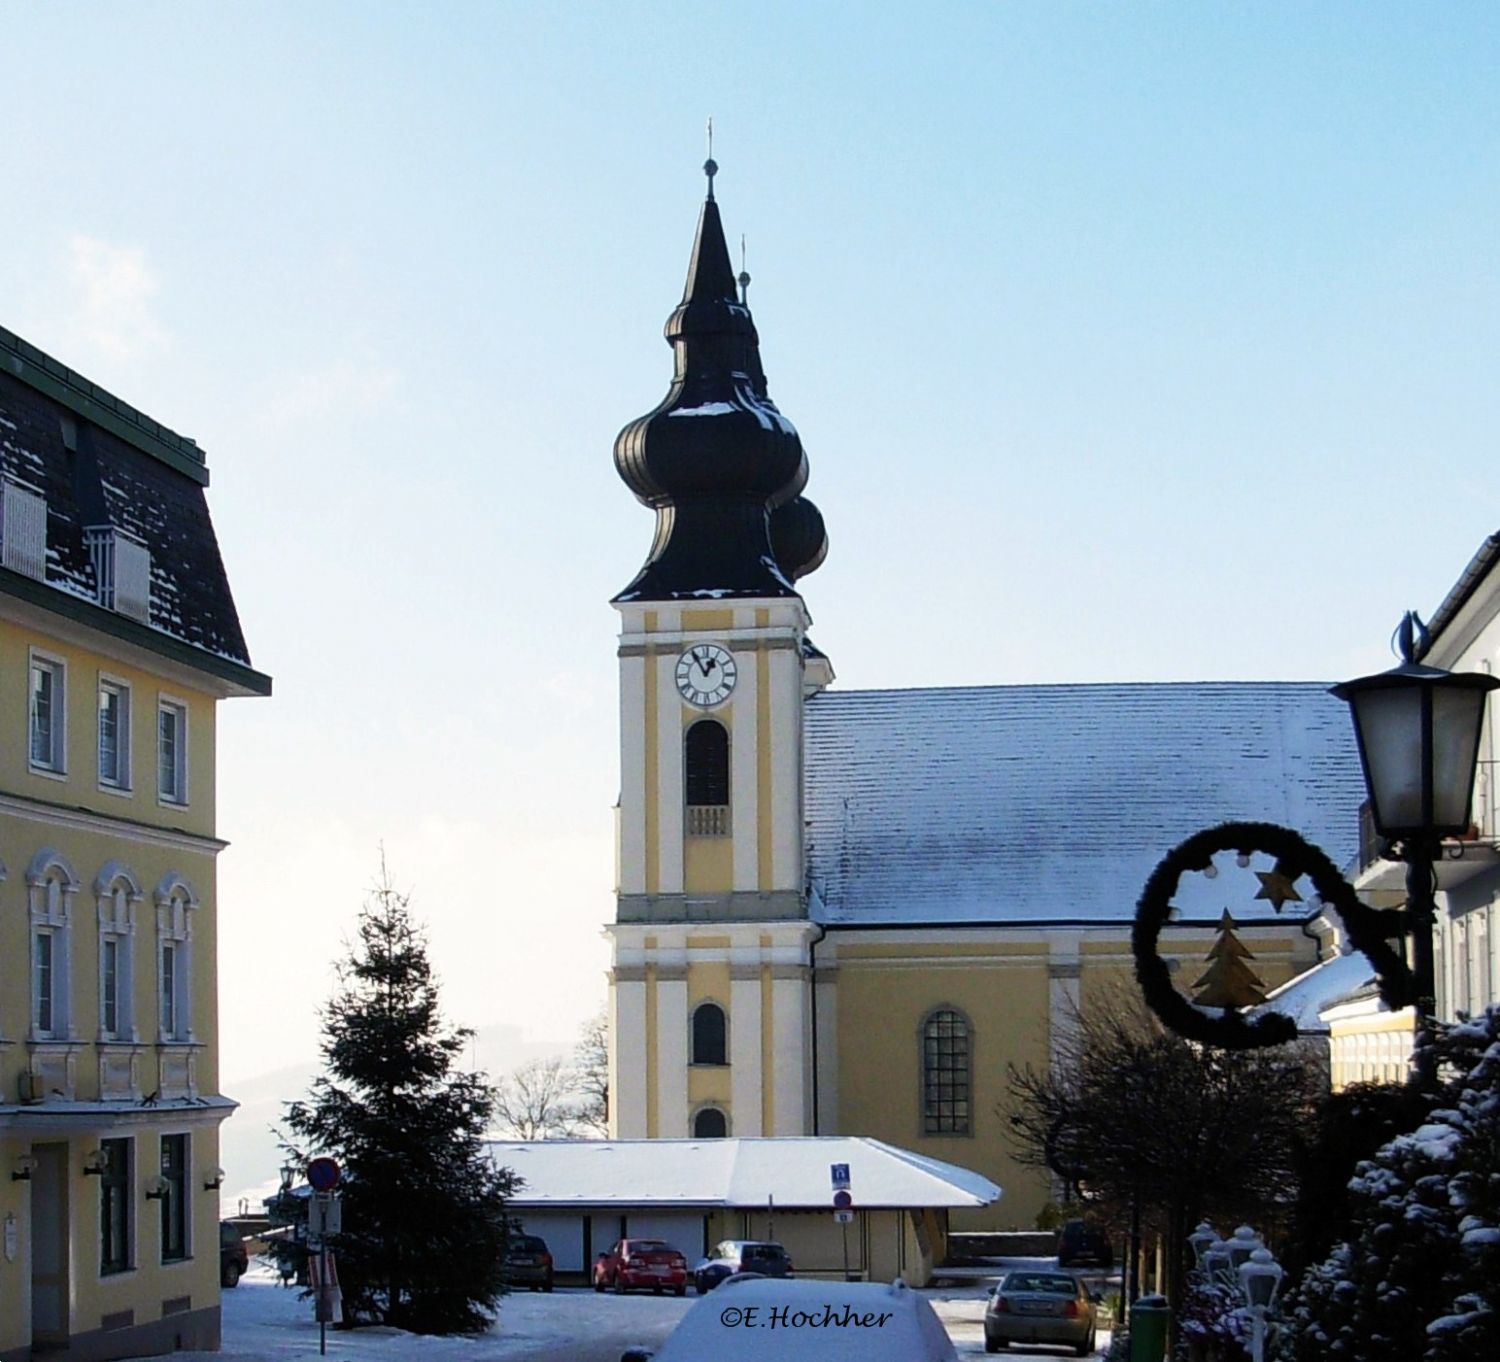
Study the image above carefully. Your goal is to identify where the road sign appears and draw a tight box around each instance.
[834,1209,854,1225]
[832,1189,853,1211]
[309,1192,342,1240]
[307,1157,342,1192]
[830,1162,850,1189]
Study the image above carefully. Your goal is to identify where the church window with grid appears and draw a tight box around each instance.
[684,719,730,836]
[921,1008,971,1134]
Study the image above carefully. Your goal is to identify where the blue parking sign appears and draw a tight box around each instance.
[830,1162,850,1189]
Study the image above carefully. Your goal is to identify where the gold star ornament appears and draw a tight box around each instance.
[1254,869,1303,912]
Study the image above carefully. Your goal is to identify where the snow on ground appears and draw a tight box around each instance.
[167,1259,1112,1360]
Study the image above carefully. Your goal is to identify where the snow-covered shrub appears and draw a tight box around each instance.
[1176,1274,1251,1362]
[1278,1007,1500,1362]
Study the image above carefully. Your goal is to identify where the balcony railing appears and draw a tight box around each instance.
[1356,759,1499,872]
[686,804,731,837]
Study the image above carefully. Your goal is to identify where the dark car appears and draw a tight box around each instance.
[985,1270,1100,1355]
[505,1233,554,1292]
[691,1240,794,1294]
[219,1221,249,1288]
[1056,1218,1113,1269]
[594,1238,688,1295]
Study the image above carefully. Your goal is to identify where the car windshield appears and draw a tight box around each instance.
[1002,1274,1078,1294]
[510,1237,545,1253]
[631,1240,670,1252]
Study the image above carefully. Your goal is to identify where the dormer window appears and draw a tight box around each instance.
[1,479,47,580]
[86,527,152,623]
[685,719,730,836]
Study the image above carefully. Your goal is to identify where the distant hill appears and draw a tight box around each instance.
[219,1022,572,1214]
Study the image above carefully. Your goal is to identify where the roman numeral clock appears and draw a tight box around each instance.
[675,644,738,708]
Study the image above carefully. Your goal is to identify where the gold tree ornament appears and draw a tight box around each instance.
[1253,867,1303,912]
[1192,910,1269,1010]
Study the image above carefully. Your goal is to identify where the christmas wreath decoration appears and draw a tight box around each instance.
[1132,820,1416,1049]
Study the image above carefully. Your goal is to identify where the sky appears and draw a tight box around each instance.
[3,4,1498,1091]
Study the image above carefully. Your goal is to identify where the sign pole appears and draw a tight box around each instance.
[319,1243,326,1358]
[841,1218,849,1280]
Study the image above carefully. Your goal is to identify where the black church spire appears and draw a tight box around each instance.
[613,166,827,602]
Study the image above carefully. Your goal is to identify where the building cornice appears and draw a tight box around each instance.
[0,789,228,855]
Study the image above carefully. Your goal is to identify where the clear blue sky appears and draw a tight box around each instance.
[5,3,1498,1086]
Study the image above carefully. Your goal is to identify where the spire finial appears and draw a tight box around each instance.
[704,117,717,201]
[737,233,751,305]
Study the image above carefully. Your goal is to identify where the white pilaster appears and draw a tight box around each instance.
[730,971,764,1135]
[768,644,802,891]
[656,973,689,1136]
[1048,932,1083,1070]
[771,973,809,1134]
[656,657,684,894]
[618,653,647,896]
[731,648,760,891]
[613,976,648,1137]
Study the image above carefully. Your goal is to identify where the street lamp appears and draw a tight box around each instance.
[1188,1222,1217,1270]
[1331,616,1499,1042]
[1226,1224,1263,1271]
[1238,1246,1284,1362]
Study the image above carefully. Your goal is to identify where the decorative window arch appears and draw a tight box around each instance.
[920,1006,972,1136]
[94,861,142,1042]
[28,850,81,1040]
[693,1105,729,1139]
[154,873,199,1043]
[691,1001,728,1066]
[684,720,730,836]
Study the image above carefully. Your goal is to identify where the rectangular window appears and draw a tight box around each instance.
[30,656,65,772]
[160,942,177,1038]
[157,700,186,803]
[102,937,119,1037]
[34,930,54,1035]
[99,680,131,788]
[100,1138,132,1275]
[160,1134,188,1263]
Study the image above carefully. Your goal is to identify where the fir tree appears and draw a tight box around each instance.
[1193,910,1268,1009]
[281,860,515,1334]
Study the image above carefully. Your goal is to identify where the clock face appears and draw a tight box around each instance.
[675,644,737,708]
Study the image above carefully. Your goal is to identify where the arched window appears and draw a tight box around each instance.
[693,1106,728,1139]
[921,1007,971,1135]
[685,720,730,836]
[691,1002,727,1066]
[94,861,143,1043]
[154,873,199,1044]
[27,850,79,1041]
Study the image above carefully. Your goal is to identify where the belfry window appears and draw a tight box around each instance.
[693,1106,728,1139]
[691,1001,727,1066]
[921,1007,971,1135]
[685,719,730,836]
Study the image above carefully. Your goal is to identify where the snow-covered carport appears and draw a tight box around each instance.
[487,1136,1000,1287]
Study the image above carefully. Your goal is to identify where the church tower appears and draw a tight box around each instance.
[607,161,831,1139]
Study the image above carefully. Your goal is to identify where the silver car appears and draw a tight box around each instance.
[984,1270,1099,1355]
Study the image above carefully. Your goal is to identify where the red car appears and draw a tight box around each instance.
[593,1238,688,1295]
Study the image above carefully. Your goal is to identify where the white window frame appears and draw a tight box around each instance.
[27,850,79,1041]
[95,862,141,1043]
[98,675,133,793]
[155,875,197,1043]
[29,650,67,777]
[156,696,188,806]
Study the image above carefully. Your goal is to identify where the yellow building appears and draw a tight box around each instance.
[604,174,1368,1233]
[0,326,269,1361]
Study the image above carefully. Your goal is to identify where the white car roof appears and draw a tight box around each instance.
[651,1277,957,1362]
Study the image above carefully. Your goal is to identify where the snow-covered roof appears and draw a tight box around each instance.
[488,1136,1000,1210]
[804,682,1364,926]
[1247,949,1376,1033]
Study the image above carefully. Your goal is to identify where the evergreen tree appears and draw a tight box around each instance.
[1193,910,1268,1009]
[281,861,515,1334]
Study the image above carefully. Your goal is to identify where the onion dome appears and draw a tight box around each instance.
[613,164,828,602]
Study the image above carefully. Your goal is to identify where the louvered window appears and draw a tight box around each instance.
[1,480,47,579]
[922,1008,971,1135]
[685,720,729,836]
[87,528,152,623]
[691,1002,727,1066]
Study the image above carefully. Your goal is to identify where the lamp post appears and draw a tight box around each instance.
[1238,1246,1283,1362]
[1225,1225,1263,1272]
[1187,1222,1217,1271]
[1331,615,1499,1079]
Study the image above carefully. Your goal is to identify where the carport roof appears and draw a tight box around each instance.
[488,1136,1000,1210]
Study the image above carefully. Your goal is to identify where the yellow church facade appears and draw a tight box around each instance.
[605,174,1363,1231]
[0,325,268,1361]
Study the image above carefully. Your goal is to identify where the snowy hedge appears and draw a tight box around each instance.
[1277,1008,1500,1362]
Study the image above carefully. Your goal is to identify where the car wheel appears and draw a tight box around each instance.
[221,1261,241,1289]
[593,1275,604,1293]
[614,1273,626,1295]
[984,1339,1002,1354]
[1075,1332,1095,1356]
[675,1285,686,1297]
[544,1278,554,1294]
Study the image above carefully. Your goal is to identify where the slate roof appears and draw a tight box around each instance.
[0,326,267,692]
[804,682,1364,926]
[491,1136,1000,1209]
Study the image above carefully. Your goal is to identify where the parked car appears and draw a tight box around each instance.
[1056,1218,1114,1269]
[691,1239,794,1294]
[219,1221,249,1288]
[593,1238,688,1295]
[504,1232,554,1292]
[984,1269,1100,1355]
[620,1277,956,1362]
